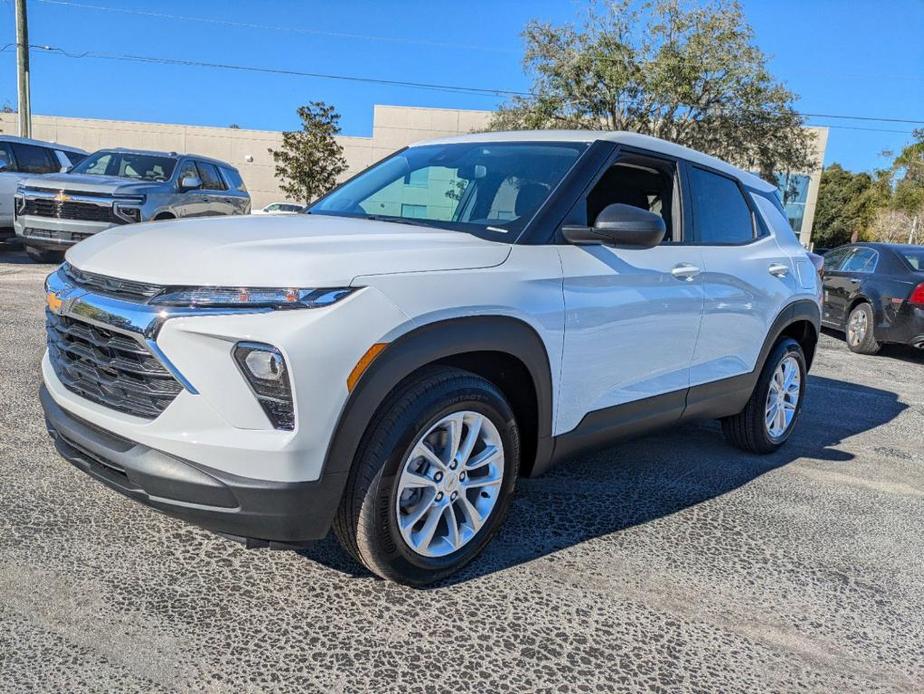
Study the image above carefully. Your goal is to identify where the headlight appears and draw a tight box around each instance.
[149,287,354,309]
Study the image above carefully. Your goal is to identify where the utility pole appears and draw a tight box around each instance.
[15,0,32,138]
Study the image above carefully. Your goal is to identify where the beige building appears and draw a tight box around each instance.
[0,105,826,244]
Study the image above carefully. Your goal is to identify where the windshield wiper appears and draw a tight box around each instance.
[361,214,439,229]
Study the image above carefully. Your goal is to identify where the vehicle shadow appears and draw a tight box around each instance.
[297,375,907,585]
[821,327,924,364]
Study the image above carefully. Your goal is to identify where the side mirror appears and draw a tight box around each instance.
[0,161,8,173]
[562,203,666,249]
[179,175,202,191]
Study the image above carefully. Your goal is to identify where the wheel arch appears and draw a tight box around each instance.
[322,315,555,489]
[764,299,821,372]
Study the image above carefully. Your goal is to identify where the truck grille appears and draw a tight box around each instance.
[46,310,183,419]
[62,263,165,302]
[23,198,119,224]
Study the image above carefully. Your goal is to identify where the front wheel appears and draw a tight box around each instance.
[722,337,806,454]
[333,367,520,586]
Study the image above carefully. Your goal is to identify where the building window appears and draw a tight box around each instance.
[404,169,428,187]
[401,203,427,218]
[775,172,810,234]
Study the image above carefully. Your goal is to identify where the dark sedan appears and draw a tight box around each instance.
[821,243,924,354]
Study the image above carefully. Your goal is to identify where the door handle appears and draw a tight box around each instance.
[671,263,701,281]
[768,263,789,278]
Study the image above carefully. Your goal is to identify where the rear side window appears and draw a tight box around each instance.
[220,167,247,193]
[689,166,754,244]
[10,143,59,174]
[841,248,878,273]
[196,161,226,190]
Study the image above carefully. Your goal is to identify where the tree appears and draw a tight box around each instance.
[490,0,814,179]
[269,101,347,203]
[812,164,882,247]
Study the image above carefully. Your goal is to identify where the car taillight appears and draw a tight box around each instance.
[910,282,924,306]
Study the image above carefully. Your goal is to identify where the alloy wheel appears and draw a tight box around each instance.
[847,309,868,347]
[395,411,504,558]
[765,355,801,438]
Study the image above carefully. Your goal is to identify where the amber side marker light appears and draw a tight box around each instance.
[347,343,388,392]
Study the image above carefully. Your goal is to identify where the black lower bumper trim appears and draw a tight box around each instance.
[40,385,345,543]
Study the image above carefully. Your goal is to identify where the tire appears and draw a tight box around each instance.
[333,366,520,586]
[721,337,806,454]
[25,246,64,264]
[845,302,880,355]
[153,213,175,221]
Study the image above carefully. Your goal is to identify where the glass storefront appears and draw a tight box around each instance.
[775,172,811,235]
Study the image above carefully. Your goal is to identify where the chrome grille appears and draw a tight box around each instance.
[46,310,182,418]
[62,263,165,302]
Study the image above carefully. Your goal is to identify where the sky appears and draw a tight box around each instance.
[1,0,921,172]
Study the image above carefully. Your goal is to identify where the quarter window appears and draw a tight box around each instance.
[10,143,59,174]
[689,167,754,244]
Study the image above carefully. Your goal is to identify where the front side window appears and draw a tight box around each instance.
[196,161,225,190]
[823,247,851,271]
[310,142,587,241]
[689,166,754,244]
[10,143,58,174]
[72,151,176,181]
[0,143,13,171]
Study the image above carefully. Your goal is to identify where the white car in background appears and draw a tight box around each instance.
[0,135,86,244]
[252,202,306,215]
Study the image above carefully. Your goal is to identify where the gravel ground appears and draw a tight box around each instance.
[1,247,922,693]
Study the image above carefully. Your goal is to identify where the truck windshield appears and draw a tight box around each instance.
[72,151,177,182]
[309,141,588,240]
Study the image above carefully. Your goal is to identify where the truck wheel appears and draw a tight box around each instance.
[333,366,520,586]
[25,246,64,264]
[721,337,806,454]
[845,303,880,354]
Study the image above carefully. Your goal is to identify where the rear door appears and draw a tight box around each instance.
[685,164,795,386]
[821,246,856,326]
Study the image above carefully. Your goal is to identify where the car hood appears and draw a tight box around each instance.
[66,214,512,287]
[21,173,161,196]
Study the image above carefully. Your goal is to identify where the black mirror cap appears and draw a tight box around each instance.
[593,203,666,248]
[562,203,666,249]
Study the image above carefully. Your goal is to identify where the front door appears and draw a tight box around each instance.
[173,160,210,218]
[556,150,704,435]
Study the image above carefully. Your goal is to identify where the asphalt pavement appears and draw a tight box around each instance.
[1,247,922,693]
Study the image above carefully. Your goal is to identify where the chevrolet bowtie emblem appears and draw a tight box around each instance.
[54,191,71,203]
[46,291,63,314]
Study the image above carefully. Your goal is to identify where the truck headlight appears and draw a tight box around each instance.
[233,342,295,430]
[149,287,354,309]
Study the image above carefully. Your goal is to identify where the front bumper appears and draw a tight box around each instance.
[41,385,345,543]
[15,215,115,248]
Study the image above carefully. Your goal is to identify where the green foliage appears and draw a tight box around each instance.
[489,0,814,179]
[812,165,879,247]
[269,101,347,204]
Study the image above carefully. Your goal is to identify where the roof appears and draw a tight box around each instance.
[0,133,86,153]
[413,130,776,193]
[95,147,236,168]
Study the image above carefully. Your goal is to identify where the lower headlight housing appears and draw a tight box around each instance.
[232,342,295,431]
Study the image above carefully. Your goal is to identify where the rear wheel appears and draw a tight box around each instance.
[333,367,519,586]
[845,302,880,354]
[25,246,64,264]
[722,337,806,454]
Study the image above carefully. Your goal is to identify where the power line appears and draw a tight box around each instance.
[7,43,920,133]
[34,0,515,55]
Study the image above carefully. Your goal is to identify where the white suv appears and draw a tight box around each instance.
[41,132,821,585]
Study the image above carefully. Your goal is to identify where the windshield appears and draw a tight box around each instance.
[309,141,588,240]
[72,151,177,182]
[898,248,924,271]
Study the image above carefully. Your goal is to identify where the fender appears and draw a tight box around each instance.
[320,315,556,502]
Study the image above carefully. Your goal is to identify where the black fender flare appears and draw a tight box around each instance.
[319,315,555,506]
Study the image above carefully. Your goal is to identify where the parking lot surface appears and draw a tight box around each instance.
[1,248,922,693]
